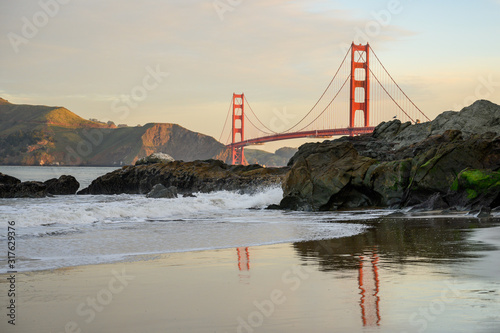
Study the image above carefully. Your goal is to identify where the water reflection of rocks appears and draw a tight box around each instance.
[294,217,497,271]
[294,217,499,327]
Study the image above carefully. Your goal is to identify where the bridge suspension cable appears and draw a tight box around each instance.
[369,47,430,122]
[288,49,372,133]
[218,95,234,142]
[369,69,416,123]
[293,74,351,133]
[244,96,276,135]
[280,46,351,133]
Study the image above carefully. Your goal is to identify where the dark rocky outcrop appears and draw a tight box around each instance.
[0,173,21,185]
[0,174,79,198]
[1,173,46,198]
[78,159,288,195]
[44,175,80,195]
[0,181,47,198]
[280,100,500,211]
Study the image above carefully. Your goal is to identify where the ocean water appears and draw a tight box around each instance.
[0,166,390,272]
[0,165,118,190]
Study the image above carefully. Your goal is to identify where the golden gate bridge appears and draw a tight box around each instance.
[219,42,430,165]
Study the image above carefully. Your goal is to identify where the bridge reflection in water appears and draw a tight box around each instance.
[235,245,381,326]
[236,247,251,284]
[358,249,381,326]
[290,218,487,330]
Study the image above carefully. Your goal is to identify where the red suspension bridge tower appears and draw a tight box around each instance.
[231,93,245,165]
[350,43,370,128]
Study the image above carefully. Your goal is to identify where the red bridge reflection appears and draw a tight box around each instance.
[358,248,381,326]
[237,247,251,284]
[237,247,250,271]
[235,245,381,326]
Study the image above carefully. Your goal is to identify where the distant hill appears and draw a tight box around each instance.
[0,98,230,166]
[245,147,298,167]
[0,97,115,133]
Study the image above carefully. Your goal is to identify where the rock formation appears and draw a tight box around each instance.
[0,180,47,198]
[280,100,500,211]
[78,159,288,195]
[0,172,20,185]
[0,174,79,198]
[135,152,175,165]
[44,175,80,195]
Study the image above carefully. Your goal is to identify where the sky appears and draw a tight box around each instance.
[1,0,500,151]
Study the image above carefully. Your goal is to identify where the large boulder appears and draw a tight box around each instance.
[403,133,500,207]
[372,119,412,141]
[280,100,500,211]
[363,158,412,207]
[0,173,79,198]
[1,173,48,198]
[0,173,21,185]
[135,152,175,166]
[282,141,376,210]
[0,181,47,198]
[44,175,80,195]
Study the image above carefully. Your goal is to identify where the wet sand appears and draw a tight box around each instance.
[1,217,500,332]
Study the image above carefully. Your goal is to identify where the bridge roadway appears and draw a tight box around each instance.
[227,126,375,148]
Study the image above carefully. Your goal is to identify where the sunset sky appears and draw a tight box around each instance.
[1,0,499,151]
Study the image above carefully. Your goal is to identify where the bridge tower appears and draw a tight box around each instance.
[231,93,246,165]
[350,43,370,132]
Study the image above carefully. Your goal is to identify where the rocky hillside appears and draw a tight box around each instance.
[0,98,230,165]
[245,147,298,167]
[280,100,500,212]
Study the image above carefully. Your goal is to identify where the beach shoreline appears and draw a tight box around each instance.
[2,217,500,332]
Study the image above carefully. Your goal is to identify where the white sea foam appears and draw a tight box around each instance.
[1,186,286,227]
[0,187,391,272]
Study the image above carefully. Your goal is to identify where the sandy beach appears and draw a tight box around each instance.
[1,217,499,333]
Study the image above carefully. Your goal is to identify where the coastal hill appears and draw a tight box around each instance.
[0,98,230,166]
[0,97,116,132]
[245,147,298,167]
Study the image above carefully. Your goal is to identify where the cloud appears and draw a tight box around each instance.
[1,0,413,88]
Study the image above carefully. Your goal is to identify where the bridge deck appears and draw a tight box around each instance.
[228,127,375,148]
